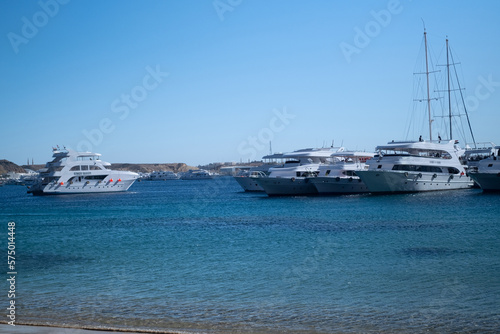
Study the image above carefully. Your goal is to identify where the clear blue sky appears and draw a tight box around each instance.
[1,0,499,166]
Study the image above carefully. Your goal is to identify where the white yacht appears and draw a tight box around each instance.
[180,169,214,180]
[462,142,497,170]
[149,171,180,180]
[469,146,500,192]
[309,151,375,195]
[27,148,139,196]
[356,31,476,193]
[255,147,344,196]
[356,140,473,193]
[233,153,284,192]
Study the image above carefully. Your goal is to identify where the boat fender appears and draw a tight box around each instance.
[86,181,90,184]
[417,173,422,178]
[291,177,295,182]
[118,179,122,182]
[432,174,437,179]
[60,182,64,186]
[449,174,454,180]
[335,177,340,182]
[460,172,464,176]
[109,179,113,182]
[404,172,409,177]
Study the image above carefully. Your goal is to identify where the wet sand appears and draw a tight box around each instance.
[0,324,186,334]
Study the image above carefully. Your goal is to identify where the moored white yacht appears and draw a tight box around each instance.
[28,148,139,196]
[309,151,375,195]
[233,153,284,192]
[469,146,500,192]
[356,140,473,193]
[149,170,180,180]
[356,30,476,194]
[255,147,344,196]
[462,142,497,171]
[180,169,214,180]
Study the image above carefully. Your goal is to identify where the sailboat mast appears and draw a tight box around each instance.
[424,29,433,141]
[449,48,477,148]
[446,38,452,139]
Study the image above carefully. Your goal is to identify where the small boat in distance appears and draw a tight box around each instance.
[28,148,139,196]
[469,146,500,192]
[180,169,215,180]
[149,171,180,180]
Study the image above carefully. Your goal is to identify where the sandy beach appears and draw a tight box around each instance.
[0,324,170,334]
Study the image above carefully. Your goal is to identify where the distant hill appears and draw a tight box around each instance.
[110,163,197,173]
[0,160,26,174]
[12,161,198,174]
[22,164,45,171]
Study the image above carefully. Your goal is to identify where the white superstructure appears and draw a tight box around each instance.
[469,146,500,192]
[356,140,473,193]
[255,147,344,196]
[309,151,375,194]
[28,148,139,195]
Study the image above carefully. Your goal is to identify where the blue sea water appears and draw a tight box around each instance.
[0,178,499,333]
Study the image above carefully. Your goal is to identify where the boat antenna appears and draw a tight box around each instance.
[269,141,272,155]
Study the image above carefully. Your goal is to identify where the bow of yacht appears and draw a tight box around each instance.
[469,146,500,191]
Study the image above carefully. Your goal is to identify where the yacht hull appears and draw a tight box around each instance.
[310,177,370,194]
[356,170,473,193]
[256,177,318,196]
[29,178,137,195]
[233,176,264,192]
[469,172,500,191]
